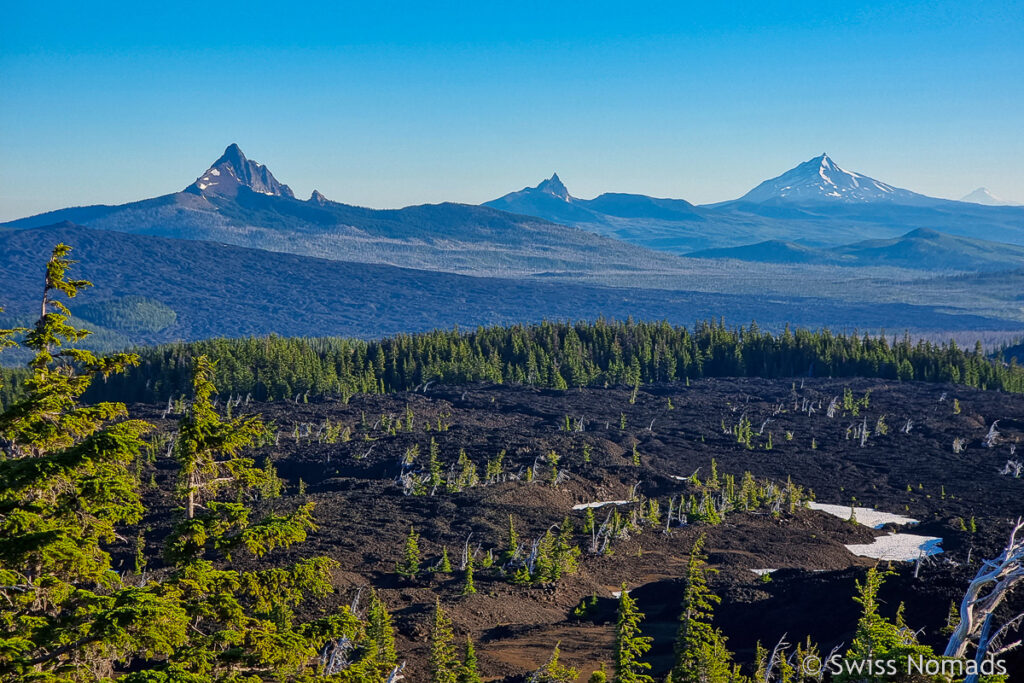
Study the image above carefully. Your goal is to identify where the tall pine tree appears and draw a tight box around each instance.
[613,584,654,683]
[668,534,735,683]
[429,598,461,683]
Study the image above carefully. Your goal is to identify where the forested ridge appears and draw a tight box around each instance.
[3,319,1018,408]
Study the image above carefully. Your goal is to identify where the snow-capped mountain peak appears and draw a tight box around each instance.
[186,144,295,199]
[960,187,1014,206]
[737,154,923,204]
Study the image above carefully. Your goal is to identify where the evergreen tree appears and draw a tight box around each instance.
[504,514,519,563]
[155,359,355,679]
[367,589,398,673]
[0,245,177,678]
[397,526,421,578]
[669,534,735,682]
[532,642,579,682]
[457,636,482,683]
[429,437,443,489]
[429,598,461,683]
[613,584,654,683]
[462,553,477,595]
[836,568,939,682]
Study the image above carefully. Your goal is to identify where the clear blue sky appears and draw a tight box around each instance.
[2,1,1022,220]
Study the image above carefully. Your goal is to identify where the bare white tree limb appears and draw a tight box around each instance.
[945,518,1024,662]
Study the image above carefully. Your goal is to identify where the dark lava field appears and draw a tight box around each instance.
[127,378,1024,681]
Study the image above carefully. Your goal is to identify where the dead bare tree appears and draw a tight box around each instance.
[386,662,406,682]
[944,517,1024,676]
[460,533,473,571]
[1001,460,1023,478]
[761,633,789,683]
[320,636,355,674]
[827,396,839,418]
[984,421,1001,448]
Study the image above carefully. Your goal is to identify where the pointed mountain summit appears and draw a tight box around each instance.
[536,173,571,200]
[186,143,295,198]
[735,153,925,204]
[961,187,1014,206]
[484,172,605,224]
[309,189,329,205]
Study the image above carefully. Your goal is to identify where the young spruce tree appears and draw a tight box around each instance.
[397,525,421,578]
[429,598,461,683]
[668,534,735,683]
[613,584,654,683]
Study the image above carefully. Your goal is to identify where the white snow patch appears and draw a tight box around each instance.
[808,502,918,529]
[209,168,220,176]
[750,568,776,576]
[572,500,629,510]
[845,533,943,562]
[197,183,207,190]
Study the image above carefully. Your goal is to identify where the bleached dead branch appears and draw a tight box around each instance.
[944,518,1024,665]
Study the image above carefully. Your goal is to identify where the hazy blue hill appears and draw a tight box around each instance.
[582,193,703,221]
[2,224,1012,363]
[687,240,842,265]
[833,228,1024,270]
[687,228,1024,271]
[707,199,1024,247]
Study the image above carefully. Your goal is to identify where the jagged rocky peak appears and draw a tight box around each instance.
[309,189,329,205]
[186,144,295,198]
[536,172,571,200]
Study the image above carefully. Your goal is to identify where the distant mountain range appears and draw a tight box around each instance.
[7,145,1024,270]
[3,145,1024,349]
[485,154,1024,252]
[687,228,1024,271]
[1,145,681,278]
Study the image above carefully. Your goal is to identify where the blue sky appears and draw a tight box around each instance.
[1,1,1022,220]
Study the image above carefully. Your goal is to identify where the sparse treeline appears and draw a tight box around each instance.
[43,319,1024,405]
